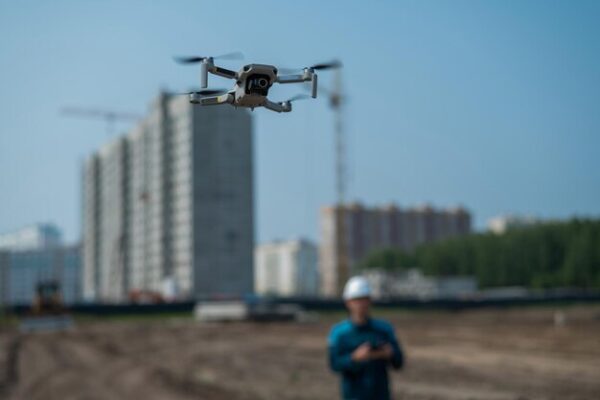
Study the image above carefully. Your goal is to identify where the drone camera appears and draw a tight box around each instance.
[246,74,271,96]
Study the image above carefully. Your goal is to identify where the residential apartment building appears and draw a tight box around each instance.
[255,239,319,297]
[320,203,471,297]
[83,92,254,302]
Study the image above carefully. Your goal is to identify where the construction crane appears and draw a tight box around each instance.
[311,66,348,295]
[319,68,349,295]
[60,107,141,136]
[331,68,349,296]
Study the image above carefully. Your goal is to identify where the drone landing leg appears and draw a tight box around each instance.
[263,99,291,113]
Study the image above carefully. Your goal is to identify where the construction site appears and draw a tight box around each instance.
[2,3,600,400]
[1,304,599,400]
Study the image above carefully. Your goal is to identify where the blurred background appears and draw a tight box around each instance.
[0,1,599,399]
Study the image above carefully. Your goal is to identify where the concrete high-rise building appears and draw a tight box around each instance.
[255,239,319,297]
[82,92,254,302]
[319,203,471,297]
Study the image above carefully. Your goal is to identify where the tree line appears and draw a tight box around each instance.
[359,219,600,289]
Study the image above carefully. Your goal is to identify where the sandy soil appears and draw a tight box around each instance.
[1,306,599,400]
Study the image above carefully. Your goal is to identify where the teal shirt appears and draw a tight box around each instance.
[328,318,404,400]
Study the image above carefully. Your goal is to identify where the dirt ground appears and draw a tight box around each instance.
[1,305,599,400]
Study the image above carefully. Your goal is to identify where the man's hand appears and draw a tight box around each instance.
[369,343,394,360]
[351,342,371,362]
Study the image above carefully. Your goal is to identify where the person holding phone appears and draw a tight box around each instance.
[328,276,404,400]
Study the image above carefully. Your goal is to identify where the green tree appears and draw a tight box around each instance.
[358,219,600,289]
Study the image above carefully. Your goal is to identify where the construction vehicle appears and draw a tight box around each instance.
[19,281,74,333]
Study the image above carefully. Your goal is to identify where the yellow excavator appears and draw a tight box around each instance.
[19,280,74,333]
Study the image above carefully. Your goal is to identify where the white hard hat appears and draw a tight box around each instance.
[343,276,371,300]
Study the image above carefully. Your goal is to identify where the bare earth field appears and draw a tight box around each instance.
[1,305,599,400]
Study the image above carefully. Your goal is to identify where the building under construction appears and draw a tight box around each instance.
[82,92,254,302]
[319,203,471,297]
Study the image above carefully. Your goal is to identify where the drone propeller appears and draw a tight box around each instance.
[175,52,243,88]
[278,94,311,111]
[310,60,343,70]
[174,52,244,64]
[215,51,245,60]
[279,60,342,74]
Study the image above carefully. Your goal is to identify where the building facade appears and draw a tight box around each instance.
[255,239,319,297]
[319,203,471,297]
[83,92,254,302]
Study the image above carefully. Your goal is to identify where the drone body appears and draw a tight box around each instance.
[175,53,340,113]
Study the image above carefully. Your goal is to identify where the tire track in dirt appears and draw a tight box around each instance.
[0,334,21,398]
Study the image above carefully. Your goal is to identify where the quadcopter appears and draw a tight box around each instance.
[174,52,341,113]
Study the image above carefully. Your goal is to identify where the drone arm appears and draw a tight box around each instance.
[263,99,291,113]
[208,65,238,80]
[191,93,234,106]
[276,74,310,84]
[277,70,318,98]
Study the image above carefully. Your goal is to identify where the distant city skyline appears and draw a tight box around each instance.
[1,1,599,244]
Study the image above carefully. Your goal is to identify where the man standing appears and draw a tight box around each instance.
[328,276,404,400]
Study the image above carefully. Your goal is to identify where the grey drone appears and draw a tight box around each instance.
[175,52,341,113]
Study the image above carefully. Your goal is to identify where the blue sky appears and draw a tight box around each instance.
[0,1,599,243]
